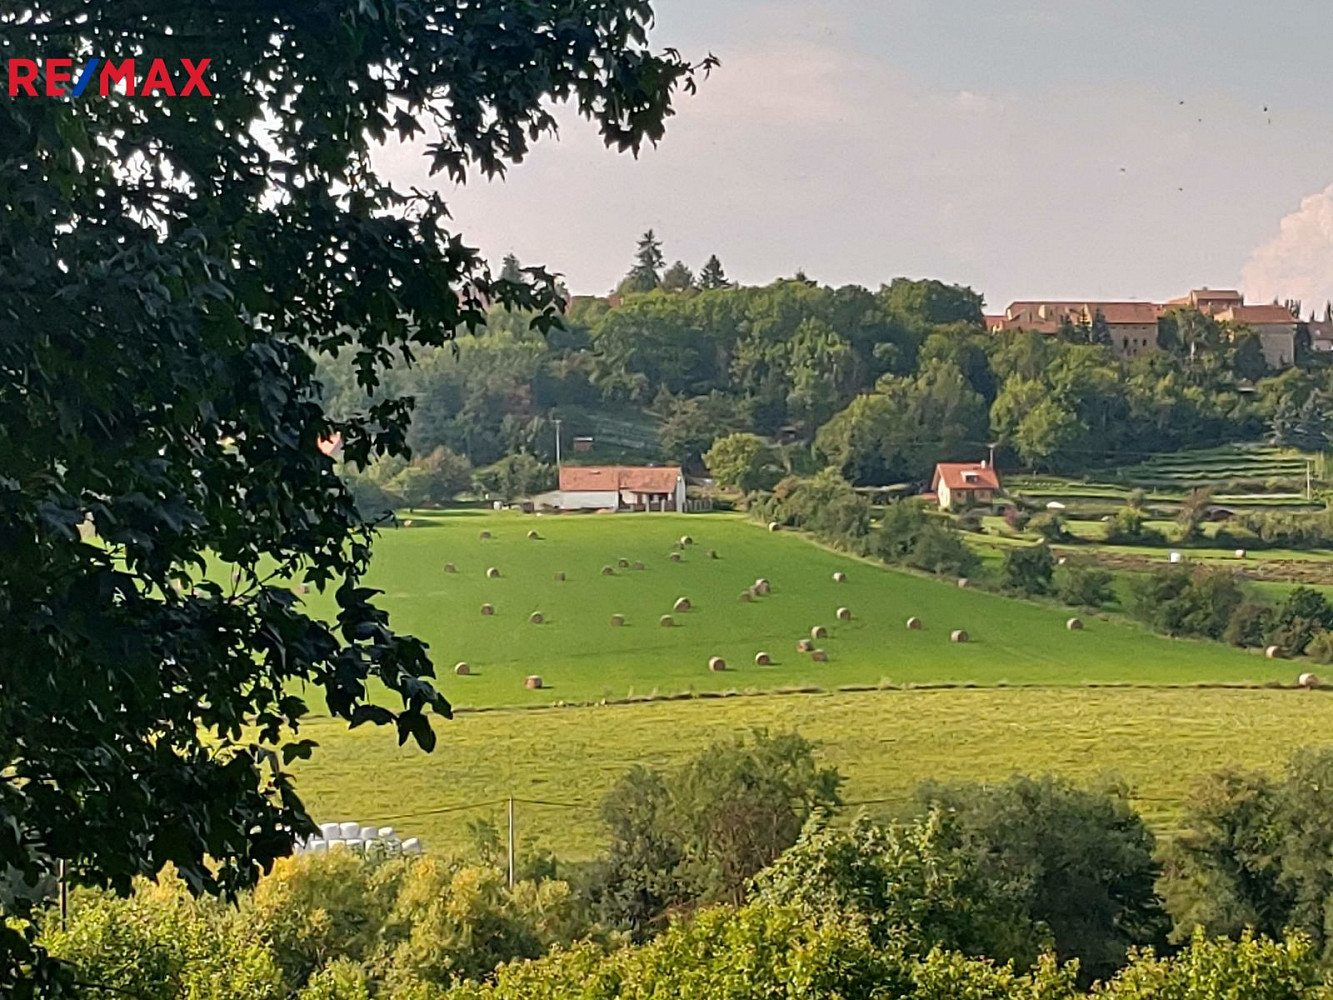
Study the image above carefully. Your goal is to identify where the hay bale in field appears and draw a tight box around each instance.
[673,597,692,612]
[1299,672,1321,688]
[403,519,414,528]
[1236,549,1247,559]
[833,571,847,583]
[1056,556,1067,566]
[555,571,566,581]
[810,625,828,639]
[1266,645,1284,659]
[708,656,726,672]
[754,652,772,666]
[906,616,922,630]
[768,521,781,532]
[753,578,771,595]
[527,530,540,540]
[660,615,675,628]
[950,629,969,643]
[486,567,500,578]
[1066,617,1084,631]
[524,675,543,690]
[708,549,719,559]
[454,662,471,676]
[444,563,457,574]
[680,535,694,546]
[836,607,852,621]
[633,561,645,570]
[480,530,491,539]
[610,614,625,627]
[669,552,682,563]
[957,578,969,589]
[739,591,753,603]
[797,638,814,652]
[617,558,629,568]
[529,612,544,625]
[602,565,615,576]
[480,603,494,616]
[810,649,828,662]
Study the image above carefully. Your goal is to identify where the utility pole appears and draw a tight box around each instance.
[1308,459,1313,501]
[553,418,562,468]
[507,796,516,889]
[987,441,997,468]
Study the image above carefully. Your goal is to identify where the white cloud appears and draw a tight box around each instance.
[1242,184,1333,311]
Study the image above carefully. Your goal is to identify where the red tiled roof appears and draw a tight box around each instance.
[559,465,682,493]
[1220,305,1297,325]
[1092,303,1160,324]
[932,462,1001,492]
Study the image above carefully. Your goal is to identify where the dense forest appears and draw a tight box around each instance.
[318,237,1333,506]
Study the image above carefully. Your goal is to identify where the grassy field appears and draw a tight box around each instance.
[288,510,1286,711]
[290,687,1333,860]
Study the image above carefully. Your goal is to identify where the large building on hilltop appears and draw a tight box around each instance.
[986,288,1299,368]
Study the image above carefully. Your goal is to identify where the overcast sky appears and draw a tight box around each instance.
[374,0,1333,313]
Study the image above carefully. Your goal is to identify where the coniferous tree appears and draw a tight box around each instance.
[619,229,665,293]
[698,254,731,290]
[499,252,523,283]
[1089,309,1113,348]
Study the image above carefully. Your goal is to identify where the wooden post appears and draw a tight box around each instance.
[507,796,515,890]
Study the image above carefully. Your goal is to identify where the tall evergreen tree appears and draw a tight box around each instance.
[1089,309,1113,348]
[620,229,665,293]
[698,254,731,290]
[499,252,523,283]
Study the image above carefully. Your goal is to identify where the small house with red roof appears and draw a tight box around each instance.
[551,465,686,512]
[931,461,1001,511]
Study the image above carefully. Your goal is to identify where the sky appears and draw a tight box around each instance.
[373,0,1333,314]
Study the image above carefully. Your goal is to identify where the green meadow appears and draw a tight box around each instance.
[292,510,1281,712]
[291,687,1333,859]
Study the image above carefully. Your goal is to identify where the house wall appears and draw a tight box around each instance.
[1109,323,1158,359]
[1254,325,1296,368]
[558,489,619,510]
[938,482,954,510]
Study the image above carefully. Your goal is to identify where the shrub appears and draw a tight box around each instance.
[1102,507,1165,546]
[1223,601,1274,648]
[1308,630,1333,664]
[1001,543,1055,596]
[1003,506,1032,532]
[1029,512,1070,543]
[1129,567,1244,640]
[1058,564,1114,609]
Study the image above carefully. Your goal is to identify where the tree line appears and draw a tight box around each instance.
[43,733,1333,998]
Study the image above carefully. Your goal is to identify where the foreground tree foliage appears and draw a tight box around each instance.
[0,1,711,992]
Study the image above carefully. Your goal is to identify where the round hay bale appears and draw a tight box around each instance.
[768,521,781,532]
[480,530,491,539]
[617,558,629,568]
[1299,672,1321,689]
[906,616,922,630]
[480,603,494,616]
[602,565,615,576]
[708,656,726,672]
[659,615,675,628]
[486,567,500,578]
[680,535,694,546]
[669,552,682,563]
[836,607,852,621]
[810,625,828,639]
[673,597,692,612]
[957,578,969,589]
[754,652,772,666]
[554,571,566,581]
[610,614,625,627]
[1236,549,1247,559]
[753,578,771,595]
[739,591,753,603]
[524,675,543,690]
[1066,617,1084,631]
[833,571,847,583]
[454,662,471,676]
[444,563,457,574]
[403,519,414,528]
[1266,645,1284,659]
[527,530,540,540]
[708,549,719,559]
[950,629,969,643]
[810,649,828,662]
[633,561,645,570]
[797,638,814,652]
[1056,556,1068,566]
[529,612,544,625]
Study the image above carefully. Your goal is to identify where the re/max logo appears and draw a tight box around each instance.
[6,58,212,98]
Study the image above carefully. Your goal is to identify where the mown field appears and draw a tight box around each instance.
[289,510,1283,711]
[290,687,1333,859]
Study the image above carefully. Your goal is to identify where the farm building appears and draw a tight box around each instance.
[930,461,1001,511]
[540,465,688,512]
